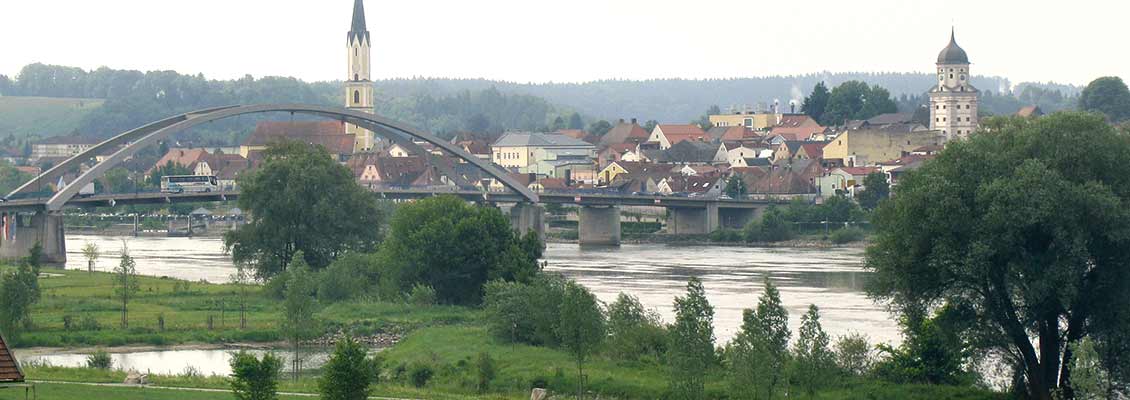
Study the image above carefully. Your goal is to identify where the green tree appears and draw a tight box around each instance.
[793,305,834,396]
[834,332,873,377]
[81,241,99,274]
[551,116,567,131]
[567,113,584,130]
[586,120,613,137]
[230,351,283,400]
[801,82,830,123]
[101,167,134,194]
[556,281,606,400]
[729,276,790,400]
[821,81,897,125]
[866,113,1130,399]
[112,243,139,328]
[725,174,748,198]
[281,254,319,381]
[606,293,666,361]
[668,277,715,400]
[319,336,380,400]
[694,105,721,130]
[1079,76,1130,122]
[224,141,383,279]
[475,352,496,393]
[0,256,42,335]
[856,172,890,210]
[744,207,793,242]
[378,196,540,305]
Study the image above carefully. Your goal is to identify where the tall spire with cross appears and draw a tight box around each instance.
[345,0,375,153]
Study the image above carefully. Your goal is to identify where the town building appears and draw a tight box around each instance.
[647,124,709,149]
[929,29,980,142]
[240,121,355,161]
[817,167,882,196]
[30,135,99,160]
[491,132,595,179]
[708,110,779,130]
[769,115,827,141]
[598,119,651,148]
[821,124,936,167]
[345,0,376,152]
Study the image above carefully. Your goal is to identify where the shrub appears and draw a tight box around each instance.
[62,314,76,331]
[709,229,744,243]
[86,349,112,369]
[80,316,101,331]
[829,227,866,244]
[319,336,380,400]
[606,293,667,361]
[317,253,376,302]
[408,362,434,388]
[834,332,874,376]
[744,207,794,242]
[475,352,496,393]
[483,275,568,346]
[230,351,283,400]
[407,284,437,306]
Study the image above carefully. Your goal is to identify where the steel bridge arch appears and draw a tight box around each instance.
[11,104,538,211]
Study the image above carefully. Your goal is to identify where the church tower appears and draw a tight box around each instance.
[346,0,375,152]
[929,29,979,142]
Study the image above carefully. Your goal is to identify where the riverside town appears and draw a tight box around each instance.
[0,1,1126,399]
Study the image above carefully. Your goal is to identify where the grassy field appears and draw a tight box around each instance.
[0,96,104,137]
[10,267,476,348]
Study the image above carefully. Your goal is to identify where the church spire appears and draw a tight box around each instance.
[348,0,369,45]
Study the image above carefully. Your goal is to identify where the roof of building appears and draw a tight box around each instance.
[799,142,825,159]
[600,122,651,148]
[1017,105,1044,117]
[245,121,354,155]
[494,132,594,148]
[555,129,588,140]
[34,135,101,146]
[534,178,568,190]
[877,154,934,167]
[838,166,882,176]
[152,148,210,172]
[664,175,721,193]
[456,140,491,155]
[866,112,916,125]
[348,0,370,45]
[749,168,815,194]
[607,161,671,181]
[656,124,708,145]
[937,29,969,64]
[0,332,23,383]
[706,126,750,142]
[654,140,719,164]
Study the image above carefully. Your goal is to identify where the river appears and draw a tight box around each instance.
[39,234,898,376]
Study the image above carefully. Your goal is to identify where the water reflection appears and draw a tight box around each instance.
[19,348,331,377]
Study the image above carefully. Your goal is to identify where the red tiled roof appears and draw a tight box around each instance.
[151,148,209,173]
[245,121,354,155]
[555,129,587,140]
[839,167,882,176]
[799,143,825,159]
[600,122,651,147]
[0,332,24,383]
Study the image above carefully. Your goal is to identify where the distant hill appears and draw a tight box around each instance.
[374,73,1081,123]
[0,96,104,138]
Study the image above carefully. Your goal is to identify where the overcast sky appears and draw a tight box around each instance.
[0,0,1124,86]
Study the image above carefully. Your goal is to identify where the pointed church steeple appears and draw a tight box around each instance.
[348,0,370,45]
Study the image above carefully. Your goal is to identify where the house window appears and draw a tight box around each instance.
[943,105,947,109]
[354,90,360,104]
[354,73,359,81]
[950,74,954,79]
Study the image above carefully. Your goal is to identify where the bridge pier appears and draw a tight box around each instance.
[509,203,545,241]
[579,206,621,246]
[0,211,66,266]
[667,203,720,235]
[718,207,761,230]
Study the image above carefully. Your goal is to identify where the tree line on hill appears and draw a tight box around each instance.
[0,64,578,144]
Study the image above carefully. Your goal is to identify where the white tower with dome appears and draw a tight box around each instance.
[929,29,980,142]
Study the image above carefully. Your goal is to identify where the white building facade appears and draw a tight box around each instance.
[929,29,980,142]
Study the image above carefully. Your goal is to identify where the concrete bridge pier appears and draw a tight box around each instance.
[579,206,621,246]
[509,203,545,241]
[718,207,762,230]
[0,211,66,266]
[667,203,720,235]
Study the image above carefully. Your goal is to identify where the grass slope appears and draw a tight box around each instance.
[0,96,103,137]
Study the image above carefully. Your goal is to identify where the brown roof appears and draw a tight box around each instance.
[838,166,882,176]
[456,140,491,155]
[770,115,825,138]
[750,168,815,194]
[599,122,651,147]
[0,332,23,383]
[535,178,568,190]
[245,121,354,155]
[656,124,709,145]
[1016,106,1043,117]
[555,129,588,140]
[151,148,209,173]
[798,143,825,159]
[665,175,721,193]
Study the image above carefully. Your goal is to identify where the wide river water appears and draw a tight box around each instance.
[24,234,900,376]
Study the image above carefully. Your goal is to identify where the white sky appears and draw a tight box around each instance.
[0,0,1125,86]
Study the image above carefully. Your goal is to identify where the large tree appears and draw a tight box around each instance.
[728,277,790,400]
[1079,76,1130,123]
[556,282,605,400]
[821,81,898,125]
[801,82,830,123]
[224,141,382,278]
[866,113,1130,399]
[378,195,541,305]
[668,277,715,399]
